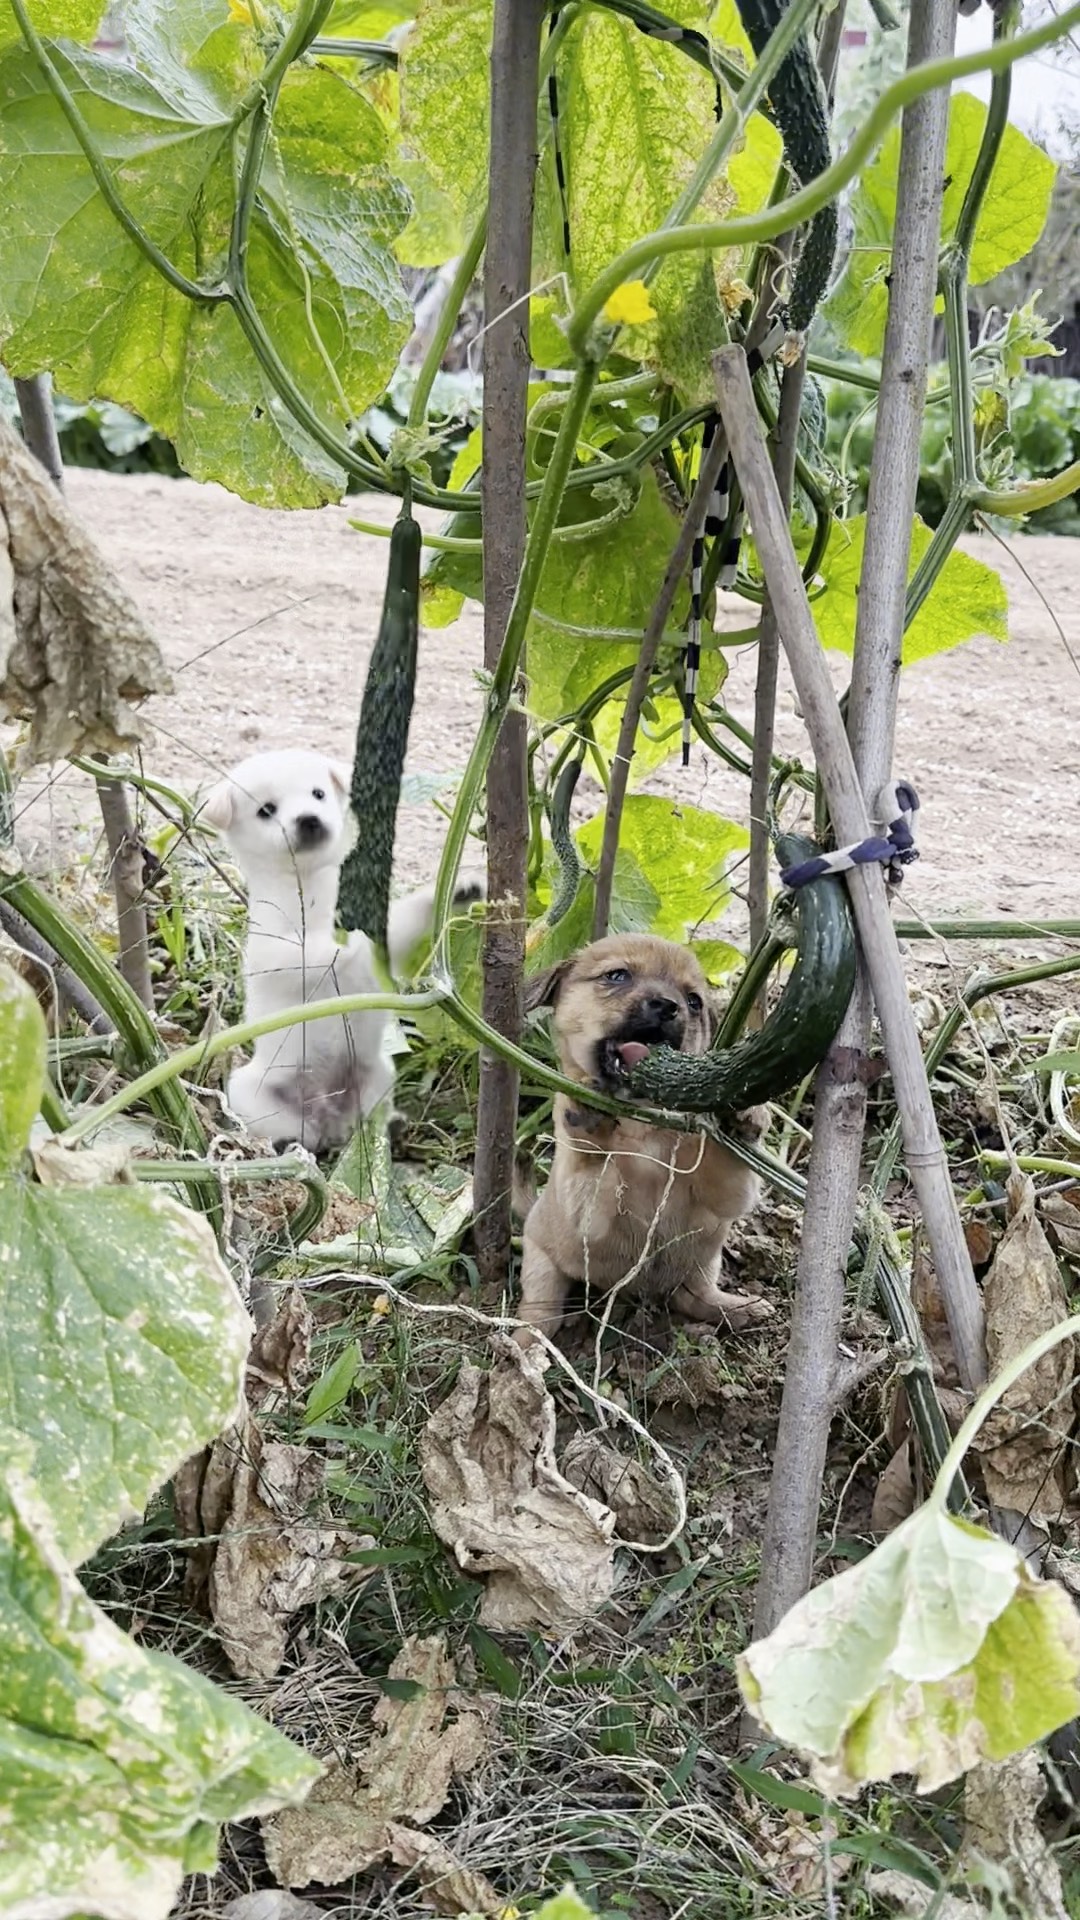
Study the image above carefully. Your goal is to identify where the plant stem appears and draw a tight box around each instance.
[408,214,487,432]
[748,359,804,1010]
[972,463,1080,518]
[431,362,599,941]
[566,0,1080,353]
[59,986,443,1147]
[473,0,547,1288]
[895,918,1080,940]
[591,418,732,939]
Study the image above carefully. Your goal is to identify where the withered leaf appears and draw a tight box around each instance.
[871,1441,916,1537]
[207,1405,373,1679]
[561,1432,679,1545]
[263,1636,487,1889]
[975,1174,1074,1524]
[963,1750,1068,1919]
[419,1337,615,1631]
[0,413,171,763]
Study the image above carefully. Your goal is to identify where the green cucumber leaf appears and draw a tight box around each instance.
[809,514,1008,662]
[826,92,1056,356]
[0,1428,319,1919]
[0,966,46,1172]
[0,15,411,505]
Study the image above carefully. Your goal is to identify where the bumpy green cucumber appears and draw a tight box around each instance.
[547,757,584,929]
[628,833,856,1112]
[336,506,421,950]
[733,0,837,333]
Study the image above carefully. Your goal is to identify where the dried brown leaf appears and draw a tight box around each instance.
[207,1406,373,1679]
[871,1441,916,1536]
[560,1432,678,1545]
[974,1174,1074,1523]
[420,1336,615,1630]
[912,1247,960,1389]
[0,413,171,762]
[223,1895,324,1920]
[263,1636,487,1889]
[31,1137,134,1187]
[868,1871,977,1918]
[1041,1191,1080,1262]
[963,1220,994,1269]
[247,1289,313,1402]
[386,1825,504,1916]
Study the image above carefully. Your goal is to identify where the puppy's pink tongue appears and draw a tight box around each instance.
[617,1041,650,1068]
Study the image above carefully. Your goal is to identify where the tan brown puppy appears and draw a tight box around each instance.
[516,933,773,1340]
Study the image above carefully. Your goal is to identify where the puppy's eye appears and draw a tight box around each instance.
[256,801,277,820]
[603,967,630,985]
[311,787,326,802]
[686,991,704,1014]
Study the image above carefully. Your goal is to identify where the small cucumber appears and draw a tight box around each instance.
[733,0,837,333]
[628,833,857,1113]
[547,757,584,929]
[336,506,421,951]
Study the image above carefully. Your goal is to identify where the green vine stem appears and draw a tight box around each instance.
[566,0,1080,355]
[895,918,1080,940]
[133,1152,329,1248]
[407,214,487,432]
[430,361,599,941]
[59,987,444,1147]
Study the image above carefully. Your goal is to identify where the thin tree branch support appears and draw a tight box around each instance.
[714,341,984,1367]
[748,0,960,1642]
[473,0,546,1284]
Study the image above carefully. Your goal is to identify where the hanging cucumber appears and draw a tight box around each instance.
[335,504,421,952]
[628,833,856,1113]
[547,756,584,929]
[733,0,837,334]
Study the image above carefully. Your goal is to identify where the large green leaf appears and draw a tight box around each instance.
[0,964,45,1171]
[542,6,734,400]
[827,92,1056,356]
[0,1428,320,1919]
[400,0,734,399]
[809,513,1008,662]
[0,9,411,504]
[2,0,108,48]
[739,1506,1080,1796]
[1,1178,251,1564]
[397,0,490,226]
[577,794,748,938]
[0,963,252,1565]
[430,456,706,779]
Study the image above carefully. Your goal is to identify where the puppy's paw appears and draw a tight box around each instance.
[453,872,487,909]
[720,1292,774,1331]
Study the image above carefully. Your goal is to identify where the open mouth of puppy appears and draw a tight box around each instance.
[596,1015,684,1089]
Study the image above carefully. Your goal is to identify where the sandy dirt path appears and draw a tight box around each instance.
[6,467,1079,933]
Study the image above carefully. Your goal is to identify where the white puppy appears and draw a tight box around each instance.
[202,748,477,1153]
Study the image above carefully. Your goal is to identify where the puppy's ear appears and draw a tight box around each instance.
[328,759,352,800]
[199,779,235,832]
[524,959,571,1013]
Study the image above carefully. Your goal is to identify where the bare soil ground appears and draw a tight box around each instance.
[7,467,1080,936]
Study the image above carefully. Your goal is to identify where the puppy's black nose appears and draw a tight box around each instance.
[640,993,678,1023]
[293,813,327,846]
